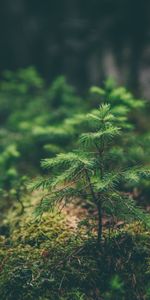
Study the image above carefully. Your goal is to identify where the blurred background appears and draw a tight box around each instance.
[0,0,150,96]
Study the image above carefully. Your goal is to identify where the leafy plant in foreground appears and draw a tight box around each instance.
[33,103,150,243]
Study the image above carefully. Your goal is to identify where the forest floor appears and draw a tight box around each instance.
[0,192,150,300]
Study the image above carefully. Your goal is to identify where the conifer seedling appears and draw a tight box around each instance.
[33,103,150,243]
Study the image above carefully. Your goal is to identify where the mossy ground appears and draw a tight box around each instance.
[0,195,150,300]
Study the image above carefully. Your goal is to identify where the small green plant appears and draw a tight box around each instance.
[0,144,20,208]
[0,144,20,188]
[33,103,150,243]
[0,143,28,212]
[9,175,28,214]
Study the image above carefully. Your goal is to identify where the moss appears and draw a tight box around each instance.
[0,211,149,300]
[0,198,150,300]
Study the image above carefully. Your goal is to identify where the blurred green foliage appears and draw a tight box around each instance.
[0,67,83,170]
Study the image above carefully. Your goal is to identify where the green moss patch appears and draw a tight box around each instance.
[0,211,149,300]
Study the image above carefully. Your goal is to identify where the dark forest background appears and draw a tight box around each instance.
[0,0,150,96]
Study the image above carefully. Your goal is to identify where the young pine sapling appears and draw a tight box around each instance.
[33,104,150,243]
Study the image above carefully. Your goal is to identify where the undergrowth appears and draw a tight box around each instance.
[0,206,149,300]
